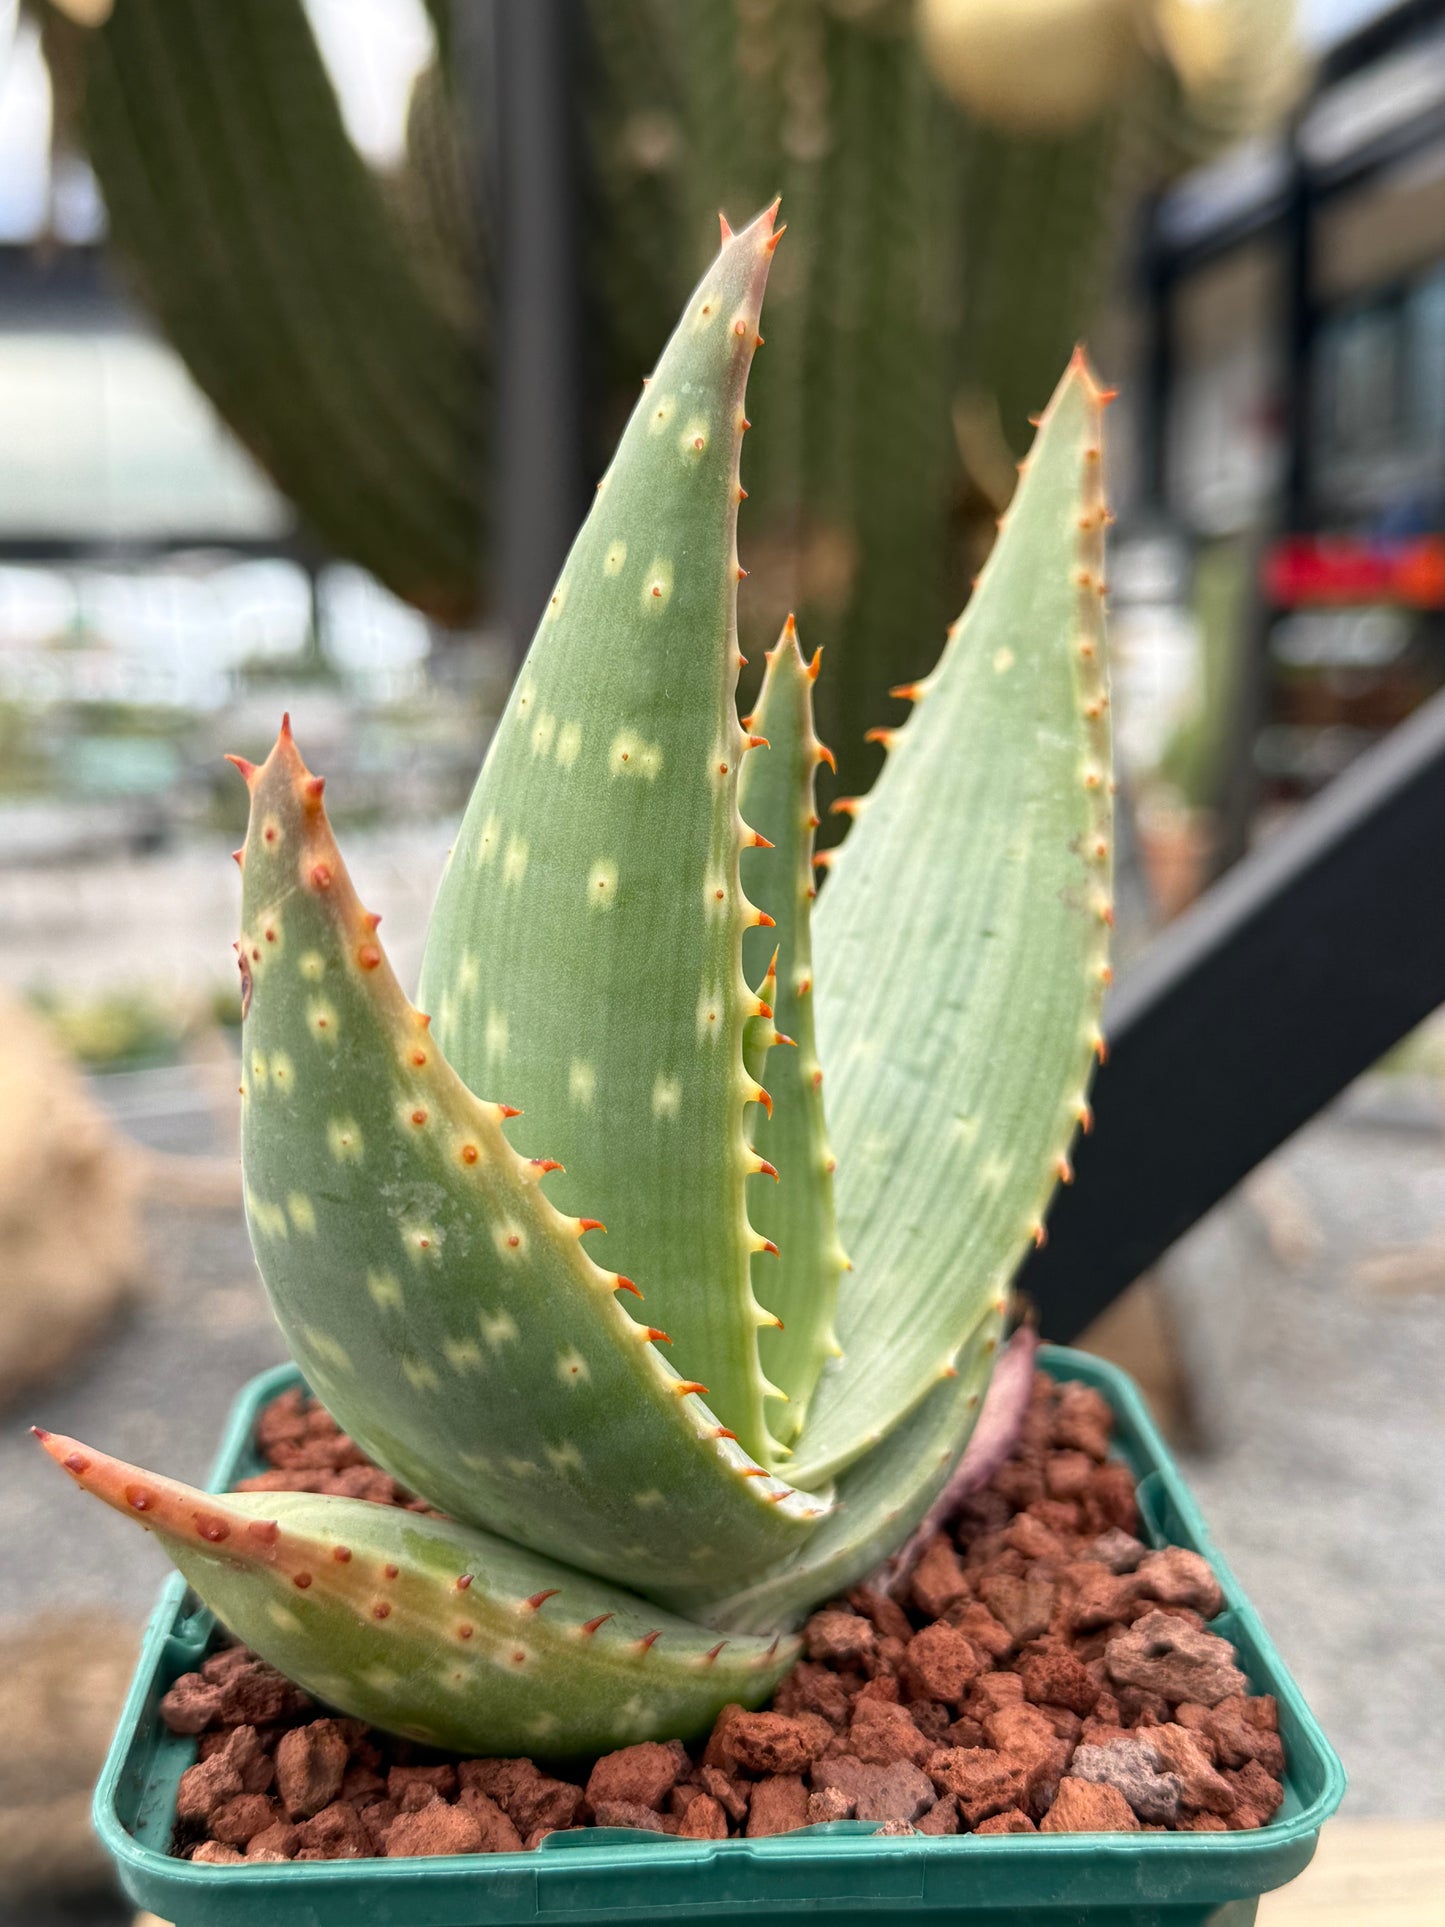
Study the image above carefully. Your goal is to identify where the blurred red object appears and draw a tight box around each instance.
[1263,535,1445,609]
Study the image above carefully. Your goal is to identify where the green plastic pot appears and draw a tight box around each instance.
[93,1346,1344,1926]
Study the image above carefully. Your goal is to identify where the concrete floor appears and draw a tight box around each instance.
[1162,1082,1445,1820]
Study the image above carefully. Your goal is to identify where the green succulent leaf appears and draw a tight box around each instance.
[35,1430,796,1756]
[738,619,850,1447]
[421,206,790,1467]
[231,723,827,1606]
[675,1297,1006,1633]
[793,351,1114,1484]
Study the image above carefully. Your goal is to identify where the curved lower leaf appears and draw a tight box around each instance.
[34,1431,796,1755]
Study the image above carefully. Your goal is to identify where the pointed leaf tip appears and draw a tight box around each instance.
[719,211,734,243]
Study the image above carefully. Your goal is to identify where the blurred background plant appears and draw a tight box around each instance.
[33,0,1307,780]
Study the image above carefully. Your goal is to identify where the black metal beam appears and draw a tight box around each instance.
[1280,120,1317,531]
[1021,683,1445,1339]
[0,535,310,565]
[1136,193,1174,512]
[466,0,588,662]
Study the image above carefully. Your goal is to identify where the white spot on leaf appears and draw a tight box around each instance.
[403,1356,440,1393]
[367,1269,402,1311]
[493,1222,526,1262]
[404,1225,442,1263]
[587,860,618,909]
[303,1325,352,1373]
[978,1152,1012,1195]
[328,1118,363,1163]
[481,1309,519,1351]
[306,999,338,1044]
[641,559,674,612]
[444,1336,485,1373]
[503,835,529,887]
[286,1192,317,1236]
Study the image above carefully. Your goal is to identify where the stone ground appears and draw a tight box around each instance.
[1163,1077,1445,1821]
[2,1064,1442,1920]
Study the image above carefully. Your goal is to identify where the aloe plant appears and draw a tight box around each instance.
[35,206,1115,1758]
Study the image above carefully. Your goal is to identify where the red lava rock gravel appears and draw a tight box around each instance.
[164,1375,1285,1861]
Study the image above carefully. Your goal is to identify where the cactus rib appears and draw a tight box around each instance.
[33,1430,796,1756]
[68,0,484,620]
[234,719,827,1605]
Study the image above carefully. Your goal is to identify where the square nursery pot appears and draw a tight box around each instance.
[94,1346,1344,1927]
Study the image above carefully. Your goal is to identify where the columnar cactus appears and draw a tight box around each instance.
[36,207,1116,1757]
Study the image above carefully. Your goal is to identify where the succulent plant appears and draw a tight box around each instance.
[36,206,1115,1759]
